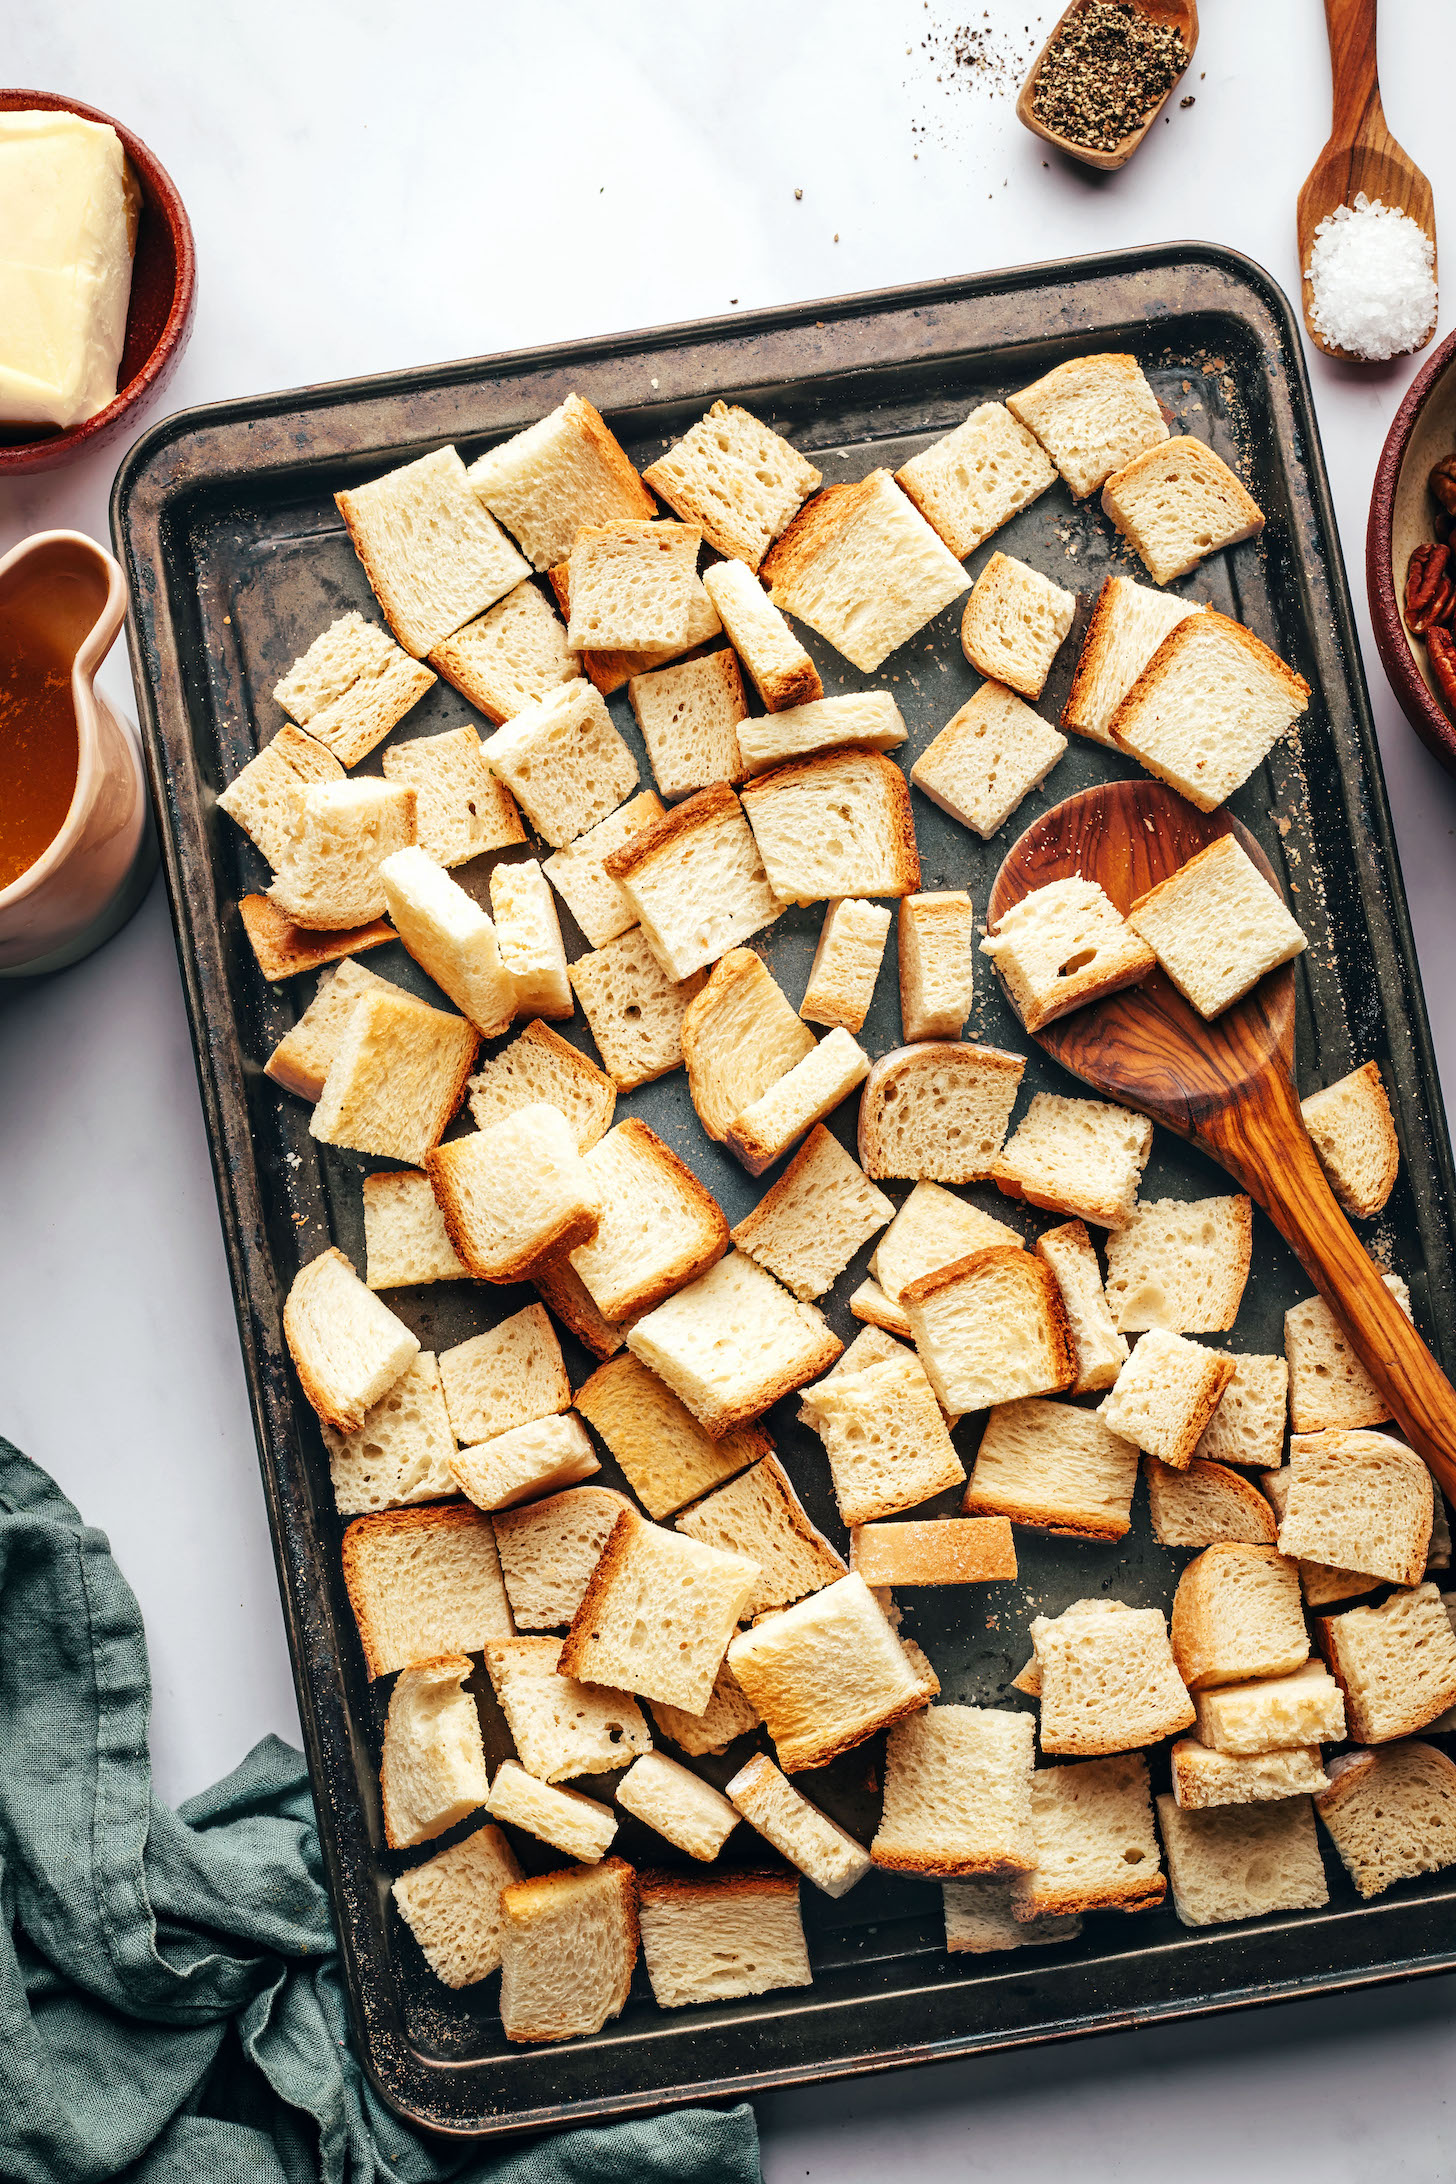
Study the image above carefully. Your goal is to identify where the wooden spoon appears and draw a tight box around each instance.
[987,778,1456,1499]
[1297,0,1437,360]
[1017,0,1199,173]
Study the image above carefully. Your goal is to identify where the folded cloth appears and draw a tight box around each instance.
[0,1435,761,2184]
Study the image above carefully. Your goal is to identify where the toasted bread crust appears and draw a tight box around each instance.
[238,895,394,982]
[686,1324,844,1441]
[760,476,880,596]
[499,1857,639,2042]
[1014,1872,1167,1921]
[600,781,743,883]
[637,1865,798,1909]
[759,655,824,711]
[857,1042,1026,1182]
[342,1503,484,1678]
[783,1683,938,1775]
[851,1517,1017,1585]
[739,749,921,899]
[960,1490,1129,1543]
[1109,610,1310,755]
[532,1250,628,1360]
[848,1280,912,1335]
[872,1843,1033,1879]
[1060,574,1132,741]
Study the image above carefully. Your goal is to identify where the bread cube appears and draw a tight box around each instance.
[1102,435,1265,585]
[614,1752,740,1862]
[1193,1351,1288,1468]
[486,1761,616,1862]
[426,579,581,725]
[451,1412,599,1513]
[681,948,816,1142]
[237,893,392,983]
[1036,1605,1194,1757]
[489,858,572,1018]
[217,723,342,869]
[1110,611,1308,810]
[466,393,655,570]
[1103,1194,1253,1333]
[806,1346,966,1525]
[566,518,701,652]
[265,958,390,1103]
[910,681,1067,842]
[993,1091,1152,1230]
[575,1352,768,1519]
[1011,1753,1165,1920]
[1013,1599,1133,1700]
[381,846,516,1038]
[1007,352,1169,500]
[737,690,908,775]
[1062,575,1204,745]
[761,468,969,671]
[1171,1544,1308,1692]
[323,1350,458,1513]
[628,648,747,799]
[308,983,479,1168]
[731,1125,893,1301]
[1033,1221,1129,1395]
[1144,1455,1279,1548]
[425,1104,600,1282]
[1315,1741,1456,1898]
[849,1517,1016,1587]
[701,555,822,711]
[871,1182,1018,1307]
[437,1302,569,1447]
[981,875,1154,1032]
[642,399,822,569]
[1318,1581,1456,1742]
[1285,1276,1411,1432]
[960,552,1077,701]
[895,400,1058,556]
[570,1118,728,1321]
[859,1042,1025,1186]
[342,1503,512,1677]
[1302,1061,1400,1219]
[467,1018,614,1153]
[1130,834,1307,1019]
[497,1858,638,2045]
[1170,1740,1328,1812]
[380,1656,490,1849]
[726,1572,938,1772]
[638,1870,810,2010]
[1100,1330,1237,1469]
[798,899,892,1033]
[546,556,723,697]
[381,721,524,866]
[602,782,782,981]
[1193,1660,1346,1755]
[897,891,976,1041]
[559,1509,759,1711]
[848,1279,911,1336]
[943,1879,1081,1955]
[272,609,435,766]
[904,1247,1075,1414]
[677,1454,844,1617]
[482,1636,650,1783]
[867,1706,1034,1881]
[481,679,638,847]
[569,926,705,1091]
[336,445,529,657]
[1156,1794,1327,1928]
[627,1252,841,1440]
[1278,1428,1432,1587]
[963,1397,1139,1540]
[268,777,417,929]
[542,789,664,949]
[725,1026,870,1176]
[725,1751,870,1897]
[651,1663,762,1759]
[740,747,920,904]
[391,1824,522,1989]
[283,1246,418,1435]
[492,1484,633,1631]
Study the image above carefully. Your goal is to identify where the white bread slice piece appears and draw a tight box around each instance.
[873,1705,1036,1876]
[529,1249,630,1359]
[380,1655,491,1849]
[566,518,700,652]
[1278,1428,1433,1587]
[336,446,530,657]
[911,682,1067,842]
[701,556,822,711]
[380,847,516,1037]
[800,1324,960,1431]
[806,1347,965,1524]
[568,927,705,1091]
[487,1761,616,1862]
[943,1878,1081,1954]
[1062,576,1204,745]
[637,1869,810,2009]
[725,1027,870,1177]
[1036,1606,1194,1756]
[730,1124,893,1301]
[960,552,1076,701]
[1315,1741,1456,1896]
[628,648,747,799]
[1006,353,1168,499]
[216,724,343,868]
[283,1247,418,1434]
[1110,611,1309,810]
[726,1572,938,1771]
[437,1303,568,1447]
[362,1170,468,1288]
[1157,1793,1327,1926]
[739,748,920,904]
[642,400,822,569]
[1099,1331,1237,1469]
[1102,436,1265,585]
[542,789,664,949]
[1285,1275,1412,1432]
[848,1279,911,1336]
[895,400,1058,556]
[859,1042,1025,1186]
[237,895,394,983]
[1170,1740,1328,1811]
[451,1413,599,1513]
[323,1351,457,1513]
[682,949,816,1141]
[897,891,975,1041]
[601,783,782,981]
[492,1484,632,1631]
[799,897,892,1034]
[310,985,479,1166]
[651,1663,761,1758]
[545,556,722,697]
[265,957,390,1102]
[993,1092,1152,1229]
[725,1751,870,1896]
[497,1858,638,2045]
[626,1252,841,1439]
[980,876,1154,1032]
[381,722,524,865]
[1103,1195,1253,1333]
[342,1503,513,1677]
[559,1509,759,1710]
[963,1397,1139,1540]
[481,679,638,848]
[904,1247,1075,1414]
[1171,1544,1309,1691]
[391,1823,522,1989]
[1013,1599,1134,1700]
[487,858,571,1018]
[467,1019,614,1152]
[849,1517,1017,1586]
[737,691,908,776]
[425,1105,600,1282]
[1129,834,1307,1018]
[1011,1753,1165,1919]
[760,468,969,671]
[1034,1221,1129,1395]
[1145,1455,1279,1547]
[614,1752,739,1861]
[1317,1581,1456,1742]
[678,1457,847,1620]
[872,1182,1020,1307]
[467,395,655,570]
[426,580,580,725]
[570,1118,728,1320]
[481,1635,650,1782]
[576,1354,769,1518]
[271,610,434,766]
[1194,1351,1288,1467]
[1194,1660,1347,1754]
[1301,1062,1400,1219]
[268,778,417,929]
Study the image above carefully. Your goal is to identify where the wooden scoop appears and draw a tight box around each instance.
[988,778,1456,1500]
[1297,0,1437,360]
[1017,0,1198,173]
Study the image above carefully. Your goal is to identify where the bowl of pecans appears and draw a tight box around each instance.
[1368,325,1456,775]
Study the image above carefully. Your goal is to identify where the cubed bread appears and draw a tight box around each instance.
[1315,1741,1456,1898]
[1129,834,1307,1018]
[342,1503,513,1677]
[798,899,892,1033]
[1010,1753,1165,1920]
[737,690,908,775]
[1170,1740,1328,1811]
[681,948,817,1142]
[858,1042,1025,1185]
[963,1396,1139,1540]
[1193,1351,1289,1468]
[450,1412,600,1512]
[271,610,435,766]
[575,1352,768,1519]
[1103,1195,1253,1333]
[336,445,530,657]
[437,1303,569,1447]
[426,579,581,725]
[642,399,822,569]
[1099,1331,1237,1469]
[497,1858,638,2045]
[569,1118,728,1321]
[725,1751,871,1897]
[1301,1062,1400,1219]
[1156,1793,1327,1927]
[559,1508,759,1711]
[481,679,639,848]
[1284,1276,1412,1432]
[492,1484,634,1631]
[425,1104,600,1282]
[323,1351,458,1514]
[601,783,782,981]
[652,1663,762,1758]
[799,1326,935,1424]
[467,1019,615,1153]
[1171,1544,1309,1691]
[466,394,655,570]
[760,468,969,671]
[1006,353,1169,499]
[626,1251,841,1439]
[568,926,706,1091]
[1013,1600,1135,1700]
[566,518,701,652]
[943,1879,1081,1955]
[960,552,1077,700]
[309,982,479,1165]
[903,1247,1075,1414]
[1194,1660,1347,1754]
[848,1279,912,1336]
[391,1824,522,1989]
[910,682,1067,841]
[283,1247,418,1434]
[850,1517,1017,1586]
[542,789,665,948]
[873,1705,1037,1876]
[382,722,525,865]
[265,957,391,1103]
[1062,576,1204,745]
[702,556,823,711]
[628,648,747,799]
[992,1091,1152,1229]
[806,1346,966,1525]
[486,1761,617,1863]
[1109,611,1309,810]
[217,723,343,868]
[895,400,1058,556]
[380,1655,491,1850]
[614,1751,740,1862]
[1036,1605,1194,1756]
[482,1636,650,1782]
[546,556,723,697]
[637,1869,810,2010]
[897,891,976,1041]
[726,1572,938,1772]
[1101,435,1265,585]
[980,876,1155,1032]
[725,1026,871,1176]
[1144,1455,1279,1548]
[237,894,393,983]
[489,858,573,1018]
[677,1453,845,1616]
[730,1124,893,1301]
[1317,1582,1456,1743]
[268,778,417,929]
[740,748,920,903]
[871,1182,1020,1307]
[1033,1221,1129,1395]
[1278,1429,1433,1587]
[380,846,516,1037]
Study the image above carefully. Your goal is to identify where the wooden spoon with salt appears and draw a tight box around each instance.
[1017,0,1199,173]
[1297,0,1437,359]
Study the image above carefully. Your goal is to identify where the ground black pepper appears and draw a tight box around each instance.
[1030,0,1188,151]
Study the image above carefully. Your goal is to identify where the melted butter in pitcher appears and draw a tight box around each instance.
[0,609,79,891]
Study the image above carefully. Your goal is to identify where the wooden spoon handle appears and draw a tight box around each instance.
[1199,1065,1456,1501]
[1323,0,1384,146]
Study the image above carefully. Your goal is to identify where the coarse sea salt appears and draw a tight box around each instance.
[1306,193,1437,362]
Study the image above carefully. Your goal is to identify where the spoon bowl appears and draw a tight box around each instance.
[1017,0,1199,174]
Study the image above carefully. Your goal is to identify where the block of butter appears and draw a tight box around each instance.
[0,110,138,431]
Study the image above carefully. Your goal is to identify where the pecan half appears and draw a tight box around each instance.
[1405,543,1456,634]
[1431,456,1456,517]
[1427,626,1456,723]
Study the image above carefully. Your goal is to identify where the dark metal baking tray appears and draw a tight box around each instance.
[113,242,1456,2139]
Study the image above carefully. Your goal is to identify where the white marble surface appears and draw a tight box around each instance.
[4,3,1456,2174]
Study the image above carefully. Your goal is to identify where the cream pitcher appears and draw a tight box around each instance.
[0,529,156,975]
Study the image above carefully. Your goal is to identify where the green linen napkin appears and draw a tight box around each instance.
[0,1435,761,2184]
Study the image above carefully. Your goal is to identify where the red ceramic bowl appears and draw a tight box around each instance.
[1368,324,1456,775]
[0,90,196,476]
